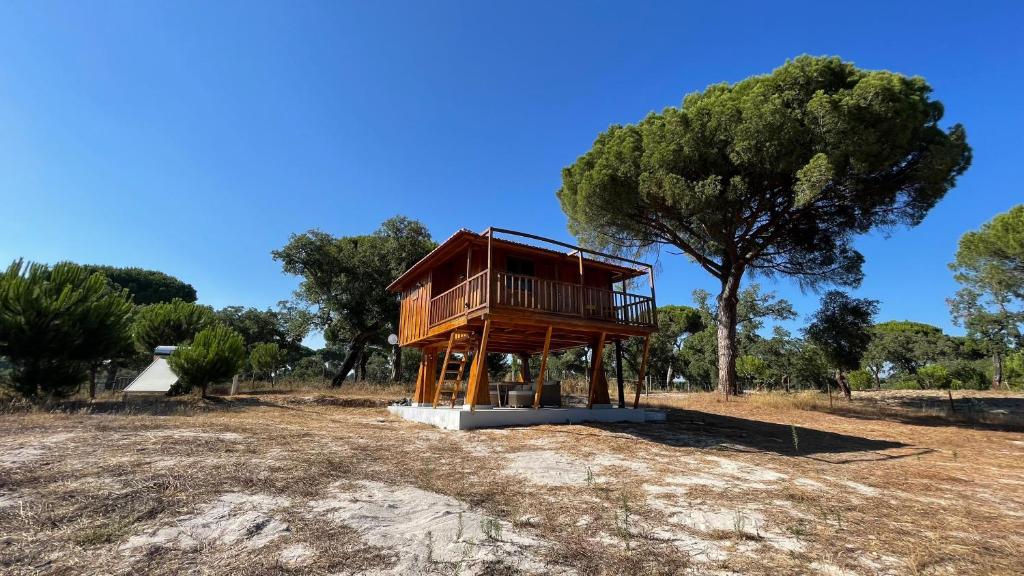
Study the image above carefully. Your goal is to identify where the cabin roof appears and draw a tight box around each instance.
[387,228,649,292]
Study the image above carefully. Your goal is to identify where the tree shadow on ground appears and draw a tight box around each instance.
[831,395,1024,432]
[582,407,931,464]
[12,393,394,417]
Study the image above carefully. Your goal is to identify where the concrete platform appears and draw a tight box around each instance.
[387,404,666,431]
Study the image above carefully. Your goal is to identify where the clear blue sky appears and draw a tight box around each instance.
[1,1,1021,347]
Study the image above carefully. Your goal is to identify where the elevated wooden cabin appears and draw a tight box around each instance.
[387,227,657,410]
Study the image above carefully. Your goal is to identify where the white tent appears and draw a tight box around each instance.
[124,357,178,395]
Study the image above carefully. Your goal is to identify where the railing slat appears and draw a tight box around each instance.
[428,269,654,329]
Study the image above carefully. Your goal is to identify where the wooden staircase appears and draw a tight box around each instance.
[432,331,475,408]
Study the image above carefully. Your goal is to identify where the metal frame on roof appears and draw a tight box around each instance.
[387,226,651,292]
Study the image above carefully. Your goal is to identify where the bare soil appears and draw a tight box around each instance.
[1,388,1022,575]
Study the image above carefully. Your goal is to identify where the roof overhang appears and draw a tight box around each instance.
[387,227,650,293]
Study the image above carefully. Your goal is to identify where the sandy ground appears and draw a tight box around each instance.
[1,390,1022,575]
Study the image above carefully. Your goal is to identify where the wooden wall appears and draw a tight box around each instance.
[398,276,431,346]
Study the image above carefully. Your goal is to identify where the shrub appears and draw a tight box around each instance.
[288,355,326,381]
[249,342,287,381]
[167,325,245,397]
[847,369,874,391]
[0,260,133,399]
[917,364,953,390]
[133,299,216,354]
[946,361,988,390]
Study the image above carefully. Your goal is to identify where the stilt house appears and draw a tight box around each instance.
[387,228,657,411]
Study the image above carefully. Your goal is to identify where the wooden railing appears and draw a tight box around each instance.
[428,270,488,326]
[427,270,654,328]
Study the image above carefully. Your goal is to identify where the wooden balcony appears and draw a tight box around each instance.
[427,269,655,330]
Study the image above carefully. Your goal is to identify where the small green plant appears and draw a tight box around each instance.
[585,466,594,487]
[615,492,632,550]
[790,424,800,453]
[480,516,502,541]
[733,511,747,537]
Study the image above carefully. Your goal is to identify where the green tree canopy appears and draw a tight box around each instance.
[949,204,1023,388]
[82,265,197,305]
[805,291,878,398]
[679,284,796,390]
[167,324,245,397]
[273,216,435,386]
[133,299,217,354]
[249,342,288,380]
[951,204,1024,300]
[0,260,133,398]
[558,55,970,394]
[215,306,307,364]
[861,320,954,384]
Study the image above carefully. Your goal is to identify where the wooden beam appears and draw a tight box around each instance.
[587,332,607,408]
[412,352,427,404]
[615,338,625,408]
[633,335,651,409]
[533,325,553,408]
[465,318,492,410]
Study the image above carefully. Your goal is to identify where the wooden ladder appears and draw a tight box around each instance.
[432,332,474,408]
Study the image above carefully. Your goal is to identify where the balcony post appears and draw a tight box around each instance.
[648,266,658,325]
[486,228,493,309]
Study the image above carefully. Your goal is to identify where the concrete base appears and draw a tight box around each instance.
[388,405,666,431]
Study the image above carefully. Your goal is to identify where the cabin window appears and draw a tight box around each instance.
[506,256,535,277]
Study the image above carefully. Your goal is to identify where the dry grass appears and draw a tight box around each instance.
[1,387,1022,575]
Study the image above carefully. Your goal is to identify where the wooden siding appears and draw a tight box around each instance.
[396,237,656,349]
[398,276,431,346]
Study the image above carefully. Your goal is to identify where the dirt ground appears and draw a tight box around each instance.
[1,389,1022,575]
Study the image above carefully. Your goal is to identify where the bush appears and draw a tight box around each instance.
[0,260,133,399]
[167,325,245,396]
[917,364,952,390]
[847,369,874,390]
[288,355,326,381]
[249,342,287,381]
[133,299,216,354]
[946,361,989,390]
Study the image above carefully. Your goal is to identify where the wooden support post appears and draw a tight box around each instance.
[533,325,553,408]
[465,318,492,410]
[587,332,607,408]
[412,352,427,404]
[633,335,651,409]
[433,333,457,407]
[615,339,625,408]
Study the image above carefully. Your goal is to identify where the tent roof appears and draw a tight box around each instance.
[124,357,178,393]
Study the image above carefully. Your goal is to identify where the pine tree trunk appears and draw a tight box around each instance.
[358,351,369,382]
[716,273,742,395]
[835,370,852,400]
[993,352,1003,389]
[331,333,371,387]
[390,345,402,382]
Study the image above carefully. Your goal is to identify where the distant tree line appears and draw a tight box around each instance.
[0,215,435,402]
